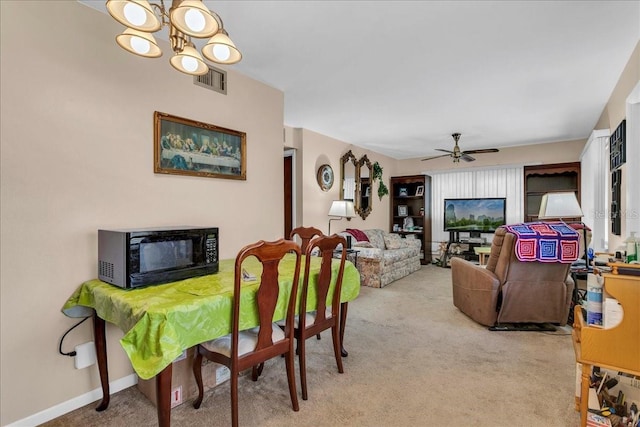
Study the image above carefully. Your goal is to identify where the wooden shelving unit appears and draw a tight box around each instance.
[524,162,581,223]
[389,175,432,264]
[572,265,640,427]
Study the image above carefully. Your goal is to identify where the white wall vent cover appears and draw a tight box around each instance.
[194,66,227,95]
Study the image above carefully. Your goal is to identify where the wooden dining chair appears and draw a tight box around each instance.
[289,226,325,340]
[192,239,301,427]
[294,234,347,400]
[289,226,324,253]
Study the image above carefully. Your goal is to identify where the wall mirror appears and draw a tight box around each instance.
[357,155,373,219]
[340,150,357,203]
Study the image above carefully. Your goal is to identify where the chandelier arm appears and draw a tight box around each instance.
[150,1,169,27]
[210,10,224,31]
[169,26,188,53]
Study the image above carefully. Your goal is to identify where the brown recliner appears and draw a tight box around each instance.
[451,227,574,327]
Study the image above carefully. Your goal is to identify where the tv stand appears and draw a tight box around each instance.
[443,232,488,267]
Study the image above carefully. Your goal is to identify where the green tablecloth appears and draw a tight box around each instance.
[62,254,360,379]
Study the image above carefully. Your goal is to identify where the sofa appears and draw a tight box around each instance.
[451,226,575,327]
[342,229,421,288]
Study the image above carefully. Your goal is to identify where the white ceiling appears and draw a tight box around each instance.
[85,1,639,160]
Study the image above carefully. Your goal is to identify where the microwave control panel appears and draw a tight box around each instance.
[205,234,218,264]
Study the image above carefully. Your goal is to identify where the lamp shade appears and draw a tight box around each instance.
[328,200,356,218]
[106,0,161,32]
[538,192,583,219]
[169,0,220,38]
[202,31,242,64]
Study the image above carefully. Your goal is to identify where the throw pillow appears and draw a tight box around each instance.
[384,234,405,250]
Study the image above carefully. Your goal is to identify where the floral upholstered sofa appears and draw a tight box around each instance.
[342,229,421,288]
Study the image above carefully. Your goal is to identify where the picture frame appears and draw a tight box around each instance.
[154,111,246,180]
[416,185,424,196]
[398,205,408,217]
[399,187,408,197]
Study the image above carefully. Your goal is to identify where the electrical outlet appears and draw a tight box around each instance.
[171,386,182,408]
[74,341,97,369]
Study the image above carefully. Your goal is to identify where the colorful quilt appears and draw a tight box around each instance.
[502,222,579,263]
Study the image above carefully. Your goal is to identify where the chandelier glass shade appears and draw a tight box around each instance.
[116,28,162,57]
[106,0,242,76]
[170,42,209,75]
[202,29,242,64]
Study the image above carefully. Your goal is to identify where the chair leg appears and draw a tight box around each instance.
[331,324,344,374]
[192,349,204,409]
[251,363,264,381]
[298,338,308,401]
[285,348,300,410]
[230,368,239,427]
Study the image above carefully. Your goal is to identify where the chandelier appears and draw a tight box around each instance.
[106,0,242,76]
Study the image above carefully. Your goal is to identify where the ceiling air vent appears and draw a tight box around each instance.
[193,66,227,95]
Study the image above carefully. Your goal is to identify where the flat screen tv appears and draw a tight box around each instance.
[444,198,506,233]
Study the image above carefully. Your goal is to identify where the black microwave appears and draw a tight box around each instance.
[98,226,218,289]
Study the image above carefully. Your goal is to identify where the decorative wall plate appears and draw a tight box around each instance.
[317,164,334,191]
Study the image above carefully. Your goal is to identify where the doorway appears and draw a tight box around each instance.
[284,149,295,238]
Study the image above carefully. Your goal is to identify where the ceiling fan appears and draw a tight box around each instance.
[421,133,499,163]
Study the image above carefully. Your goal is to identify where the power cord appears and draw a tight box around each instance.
[58,317,90,357]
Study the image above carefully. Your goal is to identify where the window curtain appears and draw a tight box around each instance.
[430,166,524,247]
[625,84,640,239]
[580,130,610,252]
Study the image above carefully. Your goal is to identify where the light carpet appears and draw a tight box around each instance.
[43,265,580,426]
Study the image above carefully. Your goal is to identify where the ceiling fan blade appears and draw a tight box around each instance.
[421,154,451,161]
[461,154,476,162]
[463,148,500,155]
[435,148,454,154]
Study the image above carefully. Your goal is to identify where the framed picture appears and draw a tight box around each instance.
[154,111,246,180]
[416,185,424,196]
[364,186,370,197]
[398,205,408,217]
[399,187,408,197]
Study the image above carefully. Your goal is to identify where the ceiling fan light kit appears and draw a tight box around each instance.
[421,133,499,163]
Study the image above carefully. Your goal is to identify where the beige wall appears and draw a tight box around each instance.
[288,128,397,234]
[595,42,639,131]
[0,1,286,424]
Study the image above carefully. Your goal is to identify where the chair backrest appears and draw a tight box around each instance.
[233,239,301,356]
[486,227,570,284]
[299,234,347,330]
[289,226,324,253]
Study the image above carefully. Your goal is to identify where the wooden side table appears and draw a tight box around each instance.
[473,246,491,265]
[334,248,358,266]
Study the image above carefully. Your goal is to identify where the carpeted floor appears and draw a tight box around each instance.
[42,265,580,426]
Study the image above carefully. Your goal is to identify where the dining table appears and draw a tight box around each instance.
[62,253,361,427]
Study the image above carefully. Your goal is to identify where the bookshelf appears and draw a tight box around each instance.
[524,162,581,223]
[389,175,432,264]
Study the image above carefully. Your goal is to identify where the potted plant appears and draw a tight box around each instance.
[372,161,389,200]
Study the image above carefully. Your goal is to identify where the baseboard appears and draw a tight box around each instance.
[6,374,138,426]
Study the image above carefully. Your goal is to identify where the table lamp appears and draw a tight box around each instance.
[538,191,589,260]
[328,200,356,235]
